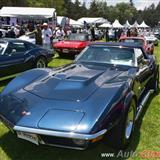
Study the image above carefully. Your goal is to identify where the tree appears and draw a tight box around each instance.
[129,0,134,7]
[89,0,99,17]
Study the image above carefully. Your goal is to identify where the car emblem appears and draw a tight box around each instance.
[21,111,31,116]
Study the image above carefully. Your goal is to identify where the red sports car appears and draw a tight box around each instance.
[119,36,154,54]
[53,33,90,57]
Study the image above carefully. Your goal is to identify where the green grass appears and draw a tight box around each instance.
[0,45,160,160]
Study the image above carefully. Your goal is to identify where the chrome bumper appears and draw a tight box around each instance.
[14,126,107,140]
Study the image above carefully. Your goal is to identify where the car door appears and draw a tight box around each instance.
[0,41,28,77]
[135,48,152,97]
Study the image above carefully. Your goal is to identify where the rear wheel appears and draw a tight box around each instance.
[36,57,47,68]
[105,99,136,150]
[153,70,159,94]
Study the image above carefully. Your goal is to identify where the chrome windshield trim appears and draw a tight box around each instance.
[14,126,107,140]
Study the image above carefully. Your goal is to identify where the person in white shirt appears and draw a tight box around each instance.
[56,27,65,40]
[42,23,52,50]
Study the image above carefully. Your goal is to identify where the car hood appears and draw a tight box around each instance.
[0,64,135,133]
[54,40,88,49]
[24,64,128,101]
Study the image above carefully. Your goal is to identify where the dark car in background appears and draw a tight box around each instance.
[53,33,90,57]
[0,42,158,150]
[0,39,54,78]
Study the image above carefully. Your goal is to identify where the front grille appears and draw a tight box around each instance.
[40,135,88,149]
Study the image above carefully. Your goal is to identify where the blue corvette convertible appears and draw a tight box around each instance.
[0,42,159,150]
[0,38,54,78]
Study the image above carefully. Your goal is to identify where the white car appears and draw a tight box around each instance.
[145,35,158,46]
[0,29,8,37]
[18,32,35,44]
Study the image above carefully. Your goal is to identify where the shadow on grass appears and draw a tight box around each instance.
[0,78,13,92]
[0,91,158,160]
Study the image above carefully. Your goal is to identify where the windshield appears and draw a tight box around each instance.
[0,42,7,55]
[120,39,144,46]
[68,34,88,41]
[76,46,134,66]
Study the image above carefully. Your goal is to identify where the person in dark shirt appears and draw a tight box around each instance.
[127,28,131,37]
[34,24,43,46]
[90,26,95,41]
[105,28,109,42]
[7,27,16,38]
[0,31,2,38]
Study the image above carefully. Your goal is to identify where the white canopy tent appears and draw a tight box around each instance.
[112,19,124,28]
[69,19,83,27]
[78,17,108,24]
[123,20,131,28]
[0,7,56,19]
[99,23,112,28]
[131,21,140,28]
[139,21,149,28]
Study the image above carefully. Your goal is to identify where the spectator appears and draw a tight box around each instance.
[105,28,109,42]
[14,25,20,38]
[42,23,52,50]
[127,28,131,37]
[7,26,16,38]
[90,26,95,41]
[0,31,2,38]
[30,24,43,46]
[56,27,65,40]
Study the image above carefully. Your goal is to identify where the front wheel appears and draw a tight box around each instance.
[35,57,47,68]
[105,99,136,150]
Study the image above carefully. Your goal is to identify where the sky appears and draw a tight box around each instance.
[73,0,160,10]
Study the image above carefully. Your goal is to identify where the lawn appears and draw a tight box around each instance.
[0,45,160,160]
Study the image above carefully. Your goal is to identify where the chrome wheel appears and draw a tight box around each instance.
[125,102,134,139]
[36,58,46,68]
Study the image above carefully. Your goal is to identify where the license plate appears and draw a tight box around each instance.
[17,131,39,145]
[63,49,69,53]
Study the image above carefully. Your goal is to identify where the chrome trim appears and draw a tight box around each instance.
[13,126,107,140]
[135,89,154,120]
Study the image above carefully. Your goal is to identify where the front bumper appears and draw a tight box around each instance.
[14,126,107,140]
[55,48,83,55]
[13,126,107,150]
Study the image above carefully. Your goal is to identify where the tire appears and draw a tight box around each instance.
[35,57,47,68]
[105,99,136,150]
[153,70,159,94]
[58,52,66,57]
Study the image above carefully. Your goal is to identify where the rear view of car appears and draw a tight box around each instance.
[119,36,154,54]
[53,33,90,57]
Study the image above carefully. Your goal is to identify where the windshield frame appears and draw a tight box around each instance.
[75,45,136,67]
[68,34,88,41]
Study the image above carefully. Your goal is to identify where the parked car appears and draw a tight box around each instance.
[0,29,8,38]
[53,33,90,57]
[18,32,36,44]
[0,38,54,78]
[0,42,158,150]
[145,35,159,46]
[119,36,154,54]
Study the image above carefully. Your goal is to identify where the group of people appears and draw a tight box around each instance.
[105,27,140,42]
[0,21,151,51]
[0,23,67,50]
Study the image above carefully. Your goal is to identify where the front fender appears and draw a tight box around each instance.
[1,68,51,96]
